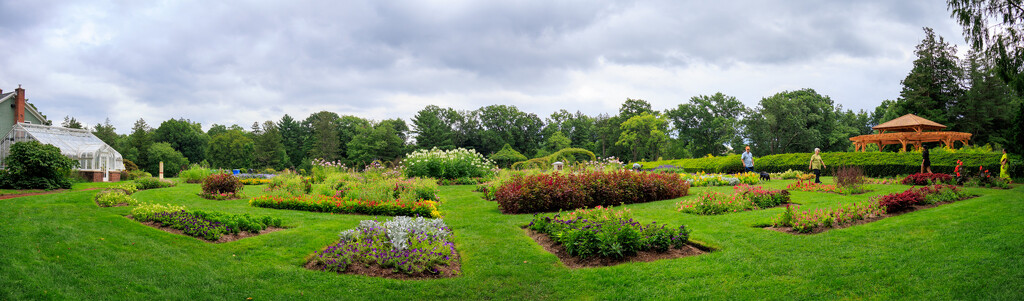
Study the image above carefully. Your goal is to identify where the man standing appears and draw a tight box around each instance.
[741,146,754,172]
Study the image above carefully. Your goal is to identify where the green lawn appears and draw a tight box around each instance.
[1,179,1022,300]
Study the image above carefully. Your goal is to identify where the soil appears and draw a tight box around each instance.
[764,195,979,235]
[127,216,285,243]
[0,187,102,200]
[303,249,462,280]
[524,228,712,269]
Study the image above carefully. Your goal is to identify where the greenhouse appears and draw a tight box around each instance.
[0,123,125,182]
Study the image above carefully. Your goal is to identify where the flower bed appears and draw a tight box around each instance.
[307,216,459,279]
[403,147,496,180]
[770,184,973,234]
[786,180,870,195]
[250,195,441,218]
[130,203,283,242]
[239,178,271,185]
[901,173,953,185]
[95,190,140,207]
[677,185,790,215]
[495,170,688,214]
[526,206,693,261]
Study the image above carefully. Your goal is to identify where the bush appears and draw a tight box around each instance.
[239,178,271,185]
[123,159,139,171]
[134,177,176,190]
[122,170,152,181]
[0,141,78,190]
[146,142,189,177]
[179,164,216,183]
[94,190,139,207]
[527,206,690,259]
[833,166,865,187]
[309,216,457,275]
[133,205,281,241]
[111,182,139,195]
[495,170,689,214]
[901,173,953,185]
[677,185,789,215]
[403,147,495,180]
[201,173,244,195]
[489,144,528,168]
[877,190,924,213]
[642,152,1002,177]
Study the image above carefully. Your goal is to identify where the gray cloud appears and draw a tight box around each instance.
[0,0,967,132]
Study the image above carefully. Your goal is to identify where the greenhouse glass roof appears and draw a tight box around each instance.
[15,123,111,158]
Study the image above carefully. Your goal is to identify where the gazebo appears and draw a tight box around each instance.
[849,114,972,152]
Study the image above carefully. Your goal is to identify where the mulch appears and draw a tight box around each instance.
[127,215,285,243]
[0,187,102,200]
[524,228,711,269]
[303,249,462,280]
[764,195,979,235]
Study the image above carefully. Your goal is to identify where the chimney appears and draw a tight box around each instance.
[14,85,25,123]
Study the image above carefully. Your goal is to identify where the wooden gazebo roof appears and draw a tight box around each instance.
[872,114,946,132]
[850,114,970,152]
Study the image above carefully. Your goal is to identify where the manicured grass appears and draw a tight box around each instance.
[0,178,1022,300]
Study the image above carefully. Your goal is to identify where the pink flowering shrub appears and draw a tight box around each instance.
[495,171,689,214]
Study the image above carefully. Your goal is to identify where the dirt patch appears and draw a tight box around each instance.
[303,248,462,280]
[0,187,102,200]
[127,216,285,243]
[764,196,979,235]
[96,202,132,208]
[525,228,711,268]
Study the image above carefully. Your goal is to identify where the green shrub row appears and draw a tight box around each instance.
[642,152,1006,177]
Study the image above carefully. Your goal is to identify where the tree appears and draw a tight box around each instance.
[948,0,1024,95]
[336,115,371,161]
[616,113,668,162]
[951,51,1020,146]
[544,131,572,152]
[347,119,408,166]
[664,92,746,157]
[207,130,255,169]
[153,118,209,163]
[475,105,543,155]
[304,111,341,161]
[278,114,307,168]
[0,140,77,189]
[619,98,654,120]
[896,27,965,125]
[147,142,189,177]
[92,118,118,147]
[128,119,153,168]
[744,89,843,155]
[253,121,290,170]
[412,105,457,150]
[61,116,83,129]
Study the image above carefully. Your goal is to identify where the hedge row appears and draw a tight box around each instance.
[641,152,1013,178]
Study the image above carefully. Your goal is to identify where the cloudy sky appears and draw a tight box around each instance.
[0,0,968,133]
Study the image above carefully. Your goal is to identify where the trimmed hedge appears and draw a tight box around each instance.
[642,152,1005,177]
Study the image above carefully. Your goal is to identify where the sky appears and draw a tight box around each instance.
[0,0,969,134]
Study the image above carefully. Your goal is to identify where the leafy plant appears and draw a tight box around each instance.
[495,170,689,214]
[250,195,441,218]
[201,173,244,195]
[0,140,78,190]
[403,147,496,180]
[310,216,457,275]
[901,173,954,185]
[94,190,139,207]
[677,185,789,215]
[527,206,690,259]
[133,177,176,190]
[179,164,217,183]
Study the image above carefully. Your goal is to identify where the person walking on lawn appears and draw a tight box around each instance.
[809,148,826,184]
[921,147,932,174]
[741,146,754,172]
[1001,149,1010,180]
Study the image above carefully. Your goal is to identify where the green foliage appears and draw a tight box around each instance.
[134,177,176,190]
[0,140,78,190]
[146,142,189,177]
[664,92,746,157]
[178,164,216,184]
[511,148,597,170]
[403,148,495,180]
[643,151,1002,177]
[616,113,668,162]
[743,89,860,155]
[252,121,290,170]
[346,119,408,166]
[896,27,964,126]
[278,114,307,169]
[130,203,186,222]
[527,206,689,259]
[122,170,152,181]
[91,118,119,147]
[153,118,209,163]
[488,144,528,168]
[94,190,139,207]
[201,173,244,195]
[948,0,1024,95]
[412,105,458,150]
[206,130,255,169]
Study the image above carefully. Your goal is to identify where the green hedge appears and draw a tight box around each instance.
[642,152,1008,177]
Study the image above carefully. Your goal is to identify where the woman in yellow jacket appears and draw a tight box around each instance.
[809,148,826,184]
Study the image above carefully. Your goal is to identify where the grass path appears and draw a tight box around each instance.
[0,179,1022,300]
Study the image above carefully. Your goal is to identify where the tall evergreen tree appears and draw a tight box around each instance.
[896,27,964,125]
[304,112,341,161]
[278,114,306,168]
[253,121,290,170]
[61,116,83,129]
[412,105,456,150]
[92,118,118,147]
[128,119,153,168]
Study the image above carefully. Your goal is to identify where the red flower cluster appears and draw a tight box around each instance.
[495,170,689,214]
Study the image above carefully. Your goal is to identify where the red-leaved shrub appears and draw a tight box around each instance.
[877,190,924,213]
[901,173,953,185]
[201,173,244,195]
[495,170,689,214]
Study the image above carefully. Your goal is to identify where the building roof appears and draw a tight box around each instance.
[14,123,116,159]
[0,92,48,123]
[872,114,947,132]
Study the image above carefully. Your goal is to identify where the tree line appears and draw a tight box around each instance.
[58,26,1020,175]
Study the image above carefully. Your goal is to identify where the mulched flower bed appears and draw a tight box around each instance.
[130,216,285,243]
[525,228,711,268]
[303,252,462,280]
[764,196,978,235]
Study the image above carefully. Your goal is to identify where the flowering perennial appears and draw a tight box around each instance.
[131,204,282,241]
[310,216,457,275]
[250,195,441,218]
[901,173,954,186]
[403,147,495,180]
[495,170,688,214]
[527,206,690,259]
[677,185,790,215]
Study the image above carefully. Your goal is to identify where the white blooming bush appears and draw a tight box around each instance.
[403,147,496,180]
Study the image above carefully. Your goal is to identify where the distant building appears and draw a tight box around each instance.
[0,86,125,182]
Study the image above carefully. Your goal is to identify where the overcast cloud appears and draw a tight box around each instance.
[0,0,968,133]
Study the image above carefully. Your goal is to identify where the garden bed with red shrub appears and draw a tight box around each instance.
[495,170,688,214]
